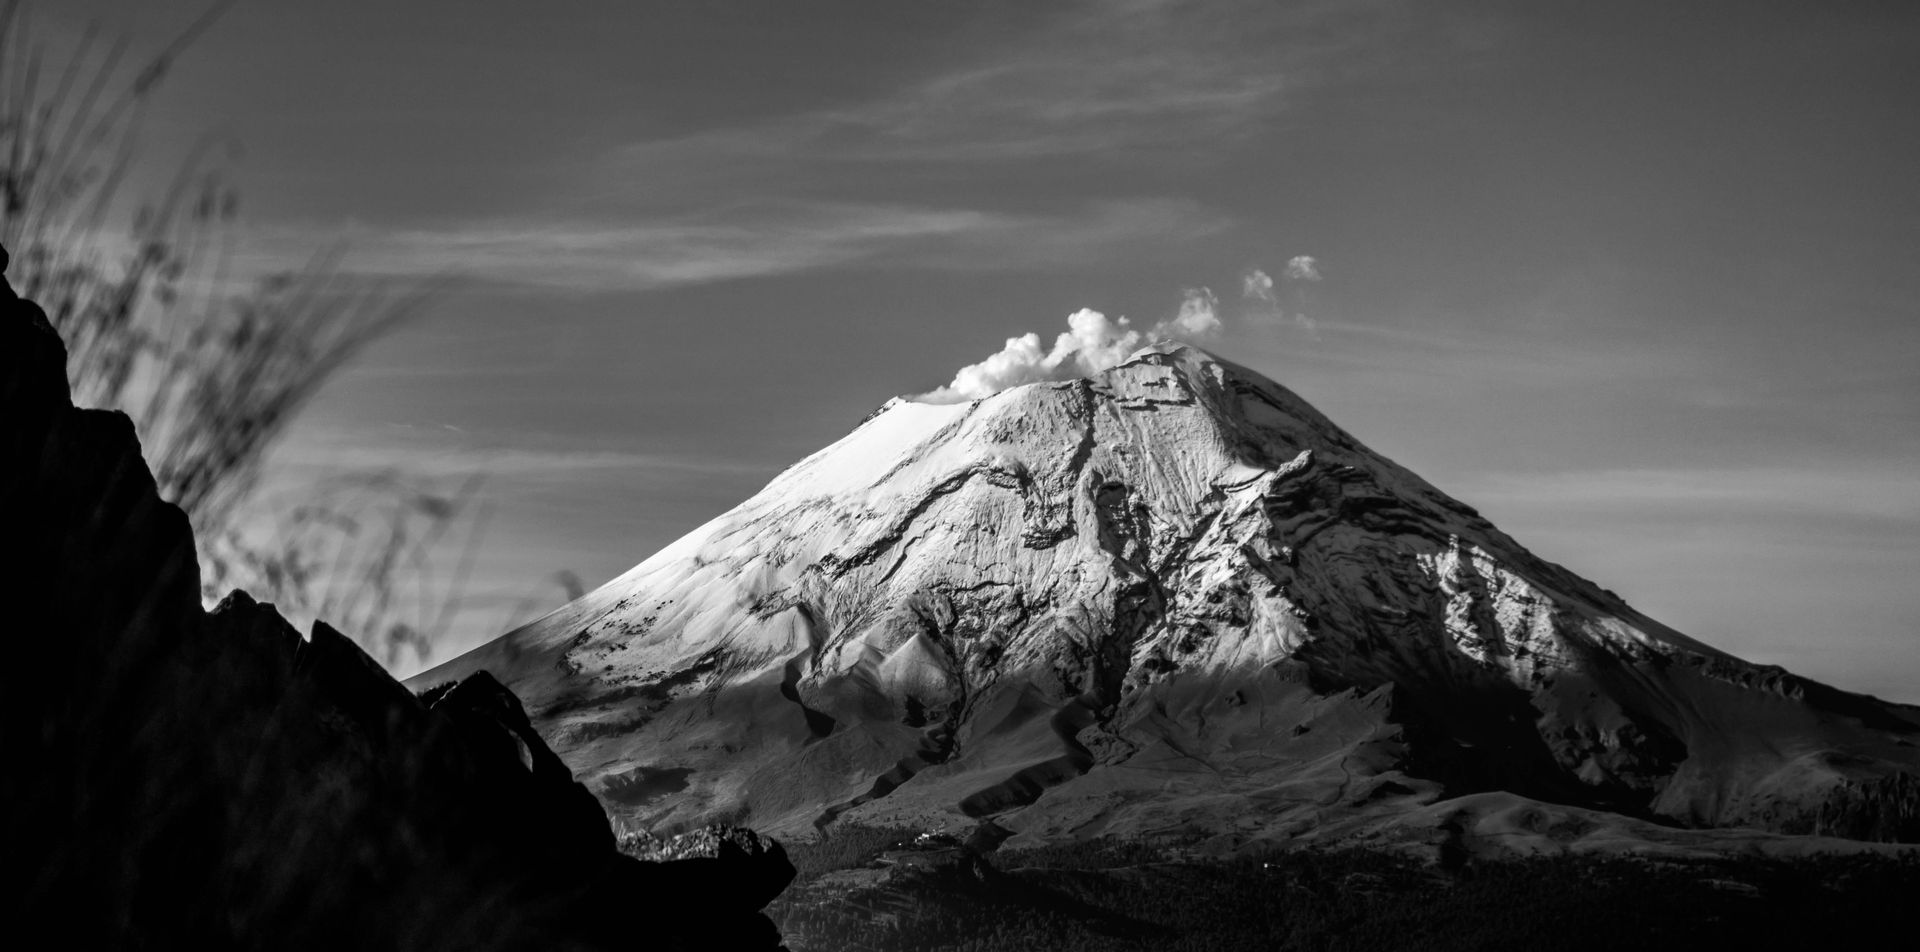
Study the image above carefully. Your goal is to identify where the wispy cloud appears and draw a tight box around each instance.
[262,428,772,487]
[249,199,1227,292]
[605,0,1460,181]
[1463,465,1920,524]
[1241,261,1321,335]
[227,2,1479,295]
[1233,311,1708,390]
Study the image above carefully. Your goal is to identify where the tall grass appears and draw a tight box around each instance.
[1,1,482,667]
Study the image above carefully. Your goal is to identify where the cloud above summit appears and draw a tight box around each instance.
[1242,259,1323,335]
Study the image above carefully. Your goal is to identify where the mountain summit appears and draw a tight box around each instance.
[415,343,1920,850]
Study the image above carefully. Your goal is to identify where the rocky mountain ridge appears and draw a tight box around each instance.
[0,245,793,950]
[418,340,1920,853]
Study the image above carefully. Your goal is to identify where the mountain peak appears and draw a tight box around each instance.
[414,343,1920,850]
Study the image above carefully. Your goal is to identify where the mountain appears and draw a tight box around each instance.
[414,342,1920,853]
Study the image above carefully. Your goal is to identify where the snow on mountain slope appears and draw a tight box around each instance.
[413,343,1920,846]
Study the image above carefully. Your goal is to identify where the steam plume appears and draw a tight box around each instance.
[918,287,1219,403]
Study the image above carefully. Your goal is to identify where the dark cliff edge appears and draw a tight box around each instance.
[0,245,792,951]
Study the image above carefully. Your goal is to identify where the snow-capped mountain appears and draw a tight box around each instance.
[413,343,1920,849]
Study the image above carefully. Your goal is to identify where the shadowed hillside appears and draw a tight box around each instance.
[0,243,792,950]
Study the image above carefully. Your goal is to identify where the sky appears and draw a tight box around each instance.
[33,1,1920,700]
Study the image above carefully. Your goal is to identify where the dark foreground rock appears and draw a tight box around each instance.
[0,245,792,951]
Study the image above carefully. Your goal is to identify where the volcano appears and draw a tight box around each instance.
[413,343,1920,852]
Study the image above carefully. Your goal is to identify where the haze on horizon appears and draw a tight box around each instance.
[38,1,1920,701]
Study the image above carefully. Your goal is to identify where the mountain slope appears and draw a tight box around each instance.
[415,342,1920,847]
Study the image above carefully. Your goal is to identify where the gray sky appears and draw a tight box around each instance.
[42,1,1920,699]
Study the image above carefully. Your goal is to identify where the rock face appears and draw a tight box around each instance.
[416,339,1920,850]
[620,825,796,911]
[0,246,792,950]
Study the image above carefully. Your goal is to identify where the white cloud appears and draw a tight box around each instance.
[1242,263,1318,335]
[1160,286,1221,338]
[1242,268,1277,304]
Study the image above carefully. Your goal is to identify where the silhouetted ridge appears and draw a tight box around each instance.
[0,243,793,951]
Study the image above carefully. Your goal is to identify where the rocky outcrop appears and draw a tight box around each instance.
[1810,770,1920,842]
[414,334,1920,851]
[0,244,792,950]
[620,825,797,910]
